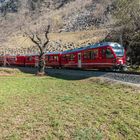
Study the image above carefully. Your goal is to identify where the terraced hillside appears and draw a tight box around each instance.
[0,29,108,54]
[0,0,113,52]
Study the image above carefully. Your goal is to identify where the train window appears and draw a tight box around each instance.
[102,49,106,56]
[62,55,67,61]
[28,57,32,61]
[94,50,98,58]
[49,56,54,61]
[62,55,65,59]
[69,54,75,61]
[54,56,58,61]
[84,50,98,60]
[62,55,65,58]
[83,52,90,60]
[66,54,70,58]
[65,54,70,61]
[45,56,49,61]
[48,56,50,61]
[90,50,98,59]
[106,49,114,58]
[113,48,124,57]
[9,57,16,61]
[78,54,81,60]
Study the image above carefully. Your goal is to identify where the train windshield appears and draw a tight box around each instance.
[112,44,124,57]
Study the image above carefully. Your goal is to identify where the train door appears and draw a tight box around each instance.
[78,53,82,68]
[99,47,115,68]
[99,48,107,64]
[105,48,115,65]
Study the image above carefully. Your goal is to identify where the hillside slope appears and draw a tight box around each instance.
[0,0,113,52]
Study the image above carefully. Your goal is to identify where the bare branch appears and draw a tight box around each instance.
[43,25,50,48]
[25,32,43,53]
[29,34,39,46]
[45,25,50,38]
[35,34,42,44]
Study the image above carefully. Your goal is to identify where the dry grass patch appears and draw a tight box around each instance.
[0,67,22,76]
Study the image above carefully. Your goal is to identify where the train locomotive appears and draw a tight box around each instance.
[0,42,127,71]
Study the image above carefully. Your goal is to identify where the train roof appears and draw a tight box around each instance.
[62,47,85,54]
[85,42,122,49]
[62,42,122,54]
[45,52,62,55]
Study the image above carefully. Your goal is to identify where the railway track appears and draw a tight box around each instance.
[46,68,140,84]
[80,68,140,75]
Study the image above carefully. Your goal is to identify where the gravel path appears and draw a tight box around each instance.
[46,68,140,84]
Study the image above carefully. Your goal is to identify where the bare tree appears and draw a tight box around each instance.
[26,25,50,75]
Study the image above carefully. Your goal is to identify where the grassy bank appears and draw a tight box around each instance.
[0,72,140,140]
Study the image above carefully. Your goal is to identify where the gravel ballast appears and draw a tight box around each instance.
[46,68,140,84]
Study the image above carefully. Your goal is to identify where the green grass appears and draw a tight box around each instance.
[0,73,140,140]
[129,67,140,72]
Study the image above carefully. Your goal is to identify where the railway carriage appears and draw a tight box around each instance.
[0,42,127,71]
[0,55,4,66]
[14,55,25,66]
[82,42,126,70]
[6,55,17,66]
[0,55,25,66]
[61,48,84,68]
[0,55,18,66]
[25,55,39,67]
[45,52,61,68]
[61,42,126,71]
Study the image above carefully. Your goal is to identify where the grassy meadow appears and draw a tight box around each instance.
[0,69,140,140]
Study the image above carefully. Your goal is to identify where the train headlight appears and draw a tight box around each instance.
[118,60,123,64]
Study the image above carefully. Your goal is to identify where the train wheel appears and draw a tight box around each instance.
[120,66,128,72]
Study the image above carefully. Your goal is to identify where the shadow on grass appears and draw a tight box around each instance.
[45,68,106,80]
[47,72,88,80]
[4,66,38,74]
[0,66,106,81]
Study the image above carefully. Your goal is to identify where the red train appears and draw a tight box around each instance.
[0,42,127,71]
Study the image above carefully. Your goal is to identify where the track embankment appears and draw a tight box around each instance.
[46,68,140,85]
[1,67,140,85]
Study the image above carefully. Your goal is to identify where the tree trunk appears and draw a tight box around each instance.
[37,54,46,76]
[26,25,50,76]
